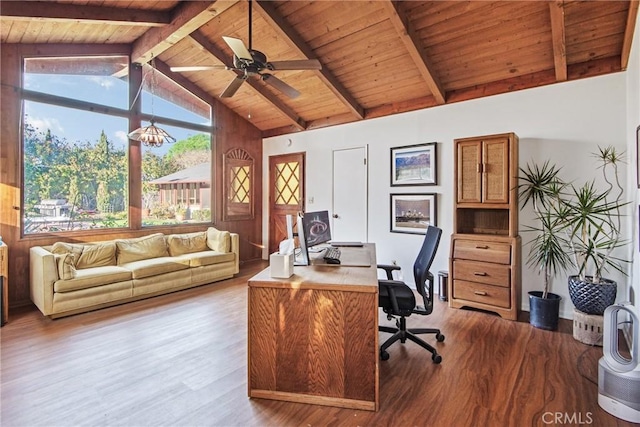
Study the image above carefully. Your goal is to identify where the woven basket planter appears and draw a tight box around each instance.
[568,276,616,315]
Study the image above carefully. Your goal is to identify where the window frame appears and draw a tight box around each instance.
[19,52,214,238]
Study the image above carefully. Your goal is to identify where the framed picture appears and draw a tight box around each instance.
[390,193,437,234]
[390,142,437,186]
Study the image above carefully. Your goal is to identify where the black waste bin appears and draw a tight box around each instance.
[437,270,448,301]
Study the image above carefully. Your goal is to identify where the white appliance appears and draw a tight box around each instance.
[598,303,640,423]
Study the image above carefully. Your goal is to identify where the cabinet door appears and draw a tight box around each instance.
[482,136,509,204]
[457,140,482,203]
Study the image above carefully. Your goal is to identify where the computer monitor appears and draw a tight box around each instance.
[295,213,310,266]
[301,210,332,247]
[294,210,332,266]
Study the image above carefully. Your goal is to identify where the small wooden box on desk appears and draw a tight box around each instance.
[247,244,379,411]
[449,132,521,320]
[1,242,8,325]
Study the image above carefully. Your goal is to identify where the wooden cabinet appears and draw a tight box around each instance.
[1,243,7,325]
[450,133,520,320]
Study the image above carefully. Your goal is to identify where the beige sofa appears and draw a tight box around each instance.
[30,228,239,318]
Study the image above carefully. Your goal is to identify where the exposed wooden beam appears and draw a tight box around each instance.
[153,59,217,109]
[0,1,171,26]
[254,0,364,120]
[244,80,306,131]
[548,1,567,82]
[621,0,639,70]
[187,32,306,131]
[382,0,446,105]
[131,1,237,64]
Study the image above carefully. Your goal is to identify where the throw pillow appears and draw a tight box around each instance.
[54,253,76,280]
[167,232,208,256]
[116,233,168,265]
[51,242,84,260]
[206,227,231,253]
[76,242,117,269]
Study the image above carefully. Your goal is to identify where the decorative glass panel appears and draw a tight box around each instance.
[274,162,300,205]
[223,148,254,220]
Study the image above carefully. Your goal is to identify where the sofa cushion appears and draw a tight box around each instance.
[207,227,231,253]
[51,241,116,269]
[119,256,190,279]
[54,253,77,280]
[174,251,236,267]
[54,266,133,292]
[167,231,208,256]
[76,242,117,269]
[116,233,168,265]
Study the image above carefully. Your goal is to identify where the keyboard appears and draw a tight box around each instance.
[323,247,342,264]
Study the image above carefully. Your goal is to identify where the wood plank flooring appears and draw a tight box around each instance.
[0,261,634,426]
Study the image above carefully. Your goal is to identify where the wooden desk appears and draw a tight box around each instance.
[248,244,379,411]
[1,243,8,325]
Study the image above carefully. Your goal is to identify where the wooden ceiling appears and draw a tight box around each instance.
[2,1,638,137]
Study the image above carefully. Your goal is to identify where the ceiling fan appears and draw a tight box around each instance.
[171,0,322,99]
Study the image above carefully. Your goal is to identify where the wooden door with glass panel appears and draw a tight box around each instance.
[269,153,305,255]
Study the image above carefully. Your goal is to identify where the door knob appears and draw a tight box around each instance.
[332,214,339,218]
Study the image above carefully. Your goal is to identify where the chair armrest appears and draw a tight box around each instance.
[379,279,407,314]
[377,264,401,280]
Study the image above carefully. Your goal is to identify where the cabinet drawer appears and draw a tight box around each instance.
[452,280,510,308]
[453,260,510,288]
[453,240,511,264]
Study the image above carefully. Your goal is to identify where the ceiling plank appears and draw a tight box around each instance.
[131,1,238,64]
[263,55,621,137]
[621,0,639,70]
[187,31,306,131]
[254,0,365,120]
[548,1,567,82]
[0,1,171,26]
[382,0,446,105]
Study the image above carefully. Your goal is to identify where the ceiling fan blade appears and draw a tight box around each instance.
[267,59,322,71]
[222,36,253,61]
[170,65,227,72]
[261,74,300,99]
[220,76,246,98]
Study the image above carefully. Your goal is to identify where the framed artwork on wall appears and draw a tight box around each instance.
[390,142,437,186]
[390,193,437,234]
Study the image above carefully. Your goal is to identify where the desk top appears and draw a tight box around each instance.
[249,243,377,293]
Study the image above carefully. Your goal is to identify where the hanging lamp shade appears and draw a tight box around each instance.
[128,120,176,147]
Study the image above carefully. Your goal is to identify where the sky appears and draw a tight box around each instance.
[23,70,210,156]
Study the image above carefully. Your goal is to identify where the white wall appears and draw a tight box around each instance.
[628,11,640,315]
[263,68,631,320]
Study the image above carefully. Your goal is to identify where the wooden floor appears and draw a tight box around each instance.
[1,261,634,427]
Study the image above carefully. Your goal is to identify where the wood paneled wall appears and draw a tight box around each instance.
[0,44,263,309]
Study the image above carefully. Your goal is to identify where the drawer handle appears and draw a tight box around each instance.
[475,245,489,249]
[473,272,487,276]
[474,291,488,296]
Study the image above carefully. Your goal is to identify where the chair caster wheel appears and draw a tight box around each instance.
[436,333,445,342]
[380,350,390,361]
[432,354,442,364]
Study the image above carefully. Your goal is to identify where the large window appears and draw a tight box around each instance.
[21,55,212,235]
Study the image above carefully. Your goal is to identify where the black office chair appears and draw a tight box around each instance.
[377,225,445,363]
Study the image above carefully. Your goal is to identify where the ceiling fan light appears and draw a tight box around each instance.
[128,120,176,148]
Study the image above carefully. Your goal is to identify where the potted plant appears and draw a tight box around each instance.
[519,161,572,330]
[519,146,629,329]
[174,204,188,222]
[560,146,629,315]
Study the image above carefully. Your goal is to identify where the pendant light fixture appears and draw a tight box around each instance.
[128,55,176,147]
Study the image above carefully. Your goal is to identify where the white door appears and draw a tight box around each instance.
[332,146,368,241]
